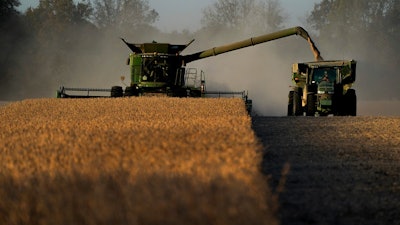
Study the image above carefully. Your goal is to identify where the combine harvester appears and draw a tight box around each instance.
[57,26,356,116]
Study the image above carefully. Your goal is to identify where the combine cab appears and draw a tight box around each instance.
[289,60,357,116]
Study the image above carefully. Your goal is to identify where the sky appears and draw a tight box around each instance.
[18,0,322,31]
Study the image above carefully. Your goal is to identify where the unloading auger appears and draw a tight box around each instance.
[183,26,323,63]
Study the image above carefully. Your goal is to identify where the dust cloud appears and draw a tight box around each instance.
[0,31,131,100]
[186,29,316,116]
[185,23,400,116]
[4,11,398,116]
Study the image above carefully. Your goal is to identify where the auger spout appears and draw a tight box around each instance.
[184,26,323,63]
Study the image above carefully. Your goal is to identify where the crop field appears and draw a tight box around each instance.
[2,97,400,225]
[0,98,277,225]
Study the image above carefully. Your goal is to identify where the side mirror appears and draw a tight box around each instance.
[342,68,356,84]
[341,63,356,84]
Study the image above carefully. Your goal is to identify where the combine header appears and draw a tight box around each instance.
[57,26,356,116]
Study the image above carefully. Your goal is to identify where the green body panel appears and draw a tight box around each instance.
[320,99,332,106]
[138,81,167,88]
[131,54,142,84]
[141,43,169,53]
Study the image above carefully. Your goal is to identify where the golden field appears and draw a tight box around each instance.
[0,97,277,225]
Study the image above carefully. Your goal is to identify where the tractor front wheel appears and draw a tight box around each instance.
[287,91,294,116]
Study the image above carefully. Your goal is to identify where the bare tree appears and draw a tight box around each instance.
[202,0,254,29]
[93,0,158,33]
[252,0,285,31]
[201,0,285,34]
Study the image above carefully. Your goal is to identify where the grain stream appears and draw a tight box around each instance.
[0,97,277,225]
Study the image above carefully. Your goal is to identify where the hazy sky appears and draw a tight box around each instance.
[18,0,321,31]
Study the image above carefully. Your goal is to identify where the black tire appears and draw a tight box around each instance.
[293,87,303,116]
[346,89,357,116]
[288,91,294,116]
[124,86,133,96]
[246,99,253,115]
[188,90,202,97]
[335,95,345,116]
[333,84,344,116]
[111,86,123,97]
[306,92,316,116]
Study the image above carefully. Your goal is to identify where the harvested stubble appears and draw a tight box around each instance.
[0,97,277,225]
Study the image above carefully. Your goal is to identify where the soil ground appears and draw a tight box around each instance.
[253,116,400,225]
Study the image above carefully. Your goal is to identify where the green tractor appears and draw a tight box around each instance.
[289,60,357,116]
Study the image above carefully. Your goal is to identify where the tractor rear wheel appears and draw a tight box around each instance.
[293,87,303,116]
[346,89,357,116]
[306,93,316,116]
[287,91,294,116]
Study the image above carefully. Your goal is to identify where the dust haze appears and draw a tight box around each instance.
[2,5,399,116]
[2,20,306,116]
[0,29,130,99]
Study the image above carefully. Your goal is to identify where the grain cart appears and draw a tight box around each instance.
[289,60,357,116]
[57,26,352,115]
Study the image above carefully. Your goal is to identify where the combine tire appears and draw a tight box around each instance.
[306,93,316,116]
[246,99,253,115]
[111,86,123,97]
[124,86,133,96]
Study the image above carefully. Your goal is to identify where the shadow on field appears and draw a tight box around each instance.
[0,171,277,225]
[252,116,400,225]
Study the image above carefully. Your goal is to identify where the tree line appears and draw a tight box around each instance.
[0,0,398,100]
[309,0,399,99]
